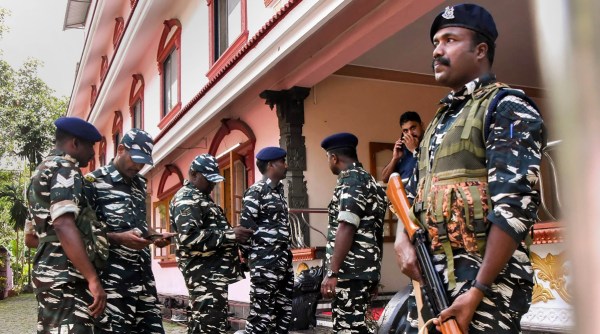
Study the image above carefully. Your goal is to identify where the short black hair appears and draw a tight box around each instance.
[328,146,358,160]
[400,111,421,126]
[55,128,75,144]
[472,31,495,66]
[256,159,269,174]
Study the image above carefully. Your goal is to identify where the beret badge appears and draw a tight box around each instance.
[442,6,455,20]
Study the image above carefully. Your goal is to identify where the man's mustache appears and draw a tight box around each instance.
[432,57,451,70]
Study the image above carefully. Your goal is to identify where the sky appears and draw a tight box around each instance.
[0,0,85,97]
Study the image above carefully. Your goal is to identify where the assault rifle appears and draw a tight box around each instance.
[387,173,462,334]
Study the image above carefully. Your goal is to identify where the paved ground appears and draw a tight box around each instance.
[0,293,328,334]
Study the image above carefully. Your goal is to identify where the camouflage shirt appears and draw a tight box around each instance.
[28,149,88,292]
[326,162,387,281]
[84,162,153,287]
[239,178,290,265]
[170,180,243,286]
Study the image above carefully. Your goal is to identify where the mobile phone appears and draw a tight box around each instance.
[143,234,167,241]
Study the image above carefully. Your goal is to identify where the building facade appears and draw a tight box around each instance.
[65,0,569,331]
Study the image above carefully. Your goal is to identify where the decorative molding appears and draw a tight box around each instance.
[209,118,256,185]
[112,110,123,135]
[521,306,574,332]
[292,248,316,262]
[80,1,139,121]
[532,221,564,244]
[531,251,571,305]
[113,17,124,49]
[157,164,184,200]
[260,86,311,245]
[334,64,545,99]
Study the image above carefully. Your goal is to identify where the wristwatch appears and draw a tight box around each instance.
[472,280,492,297]
[326,269,338,279]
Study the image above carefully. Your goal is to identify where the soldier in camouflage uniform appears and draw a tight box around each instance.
[396,4,545,333]
[239,147,293,334]
[27,117,108,333]
[170,154,254,334]
[319,133,387,334]
[85,129,173,333]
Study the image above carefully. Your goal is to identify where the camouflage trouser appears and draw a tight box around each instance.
[406,280,527,334]
[96,282,164,334]
[332,279,378,334]
[187,281,229,334]
[245,262,293,334]
[36,281,111,334]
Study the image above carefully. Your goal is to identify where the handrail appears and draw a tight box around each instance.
[288,208,328,248]
[538,140,562,221]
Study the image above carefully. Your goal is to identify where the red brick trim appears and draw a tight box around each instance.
[113,17,124,49]
[157,164,184,201]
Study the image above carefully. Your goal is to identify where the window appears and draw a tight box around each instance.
[99,137,107,166]
[153,196,176,260]
[156,19,181,127]
[129,74,144,129]
[152,164,184,263]
[112,111,123,157]
[132,100,142,129]
[162,50,178,117]
[214,0,242,61]
[207,0,248,78]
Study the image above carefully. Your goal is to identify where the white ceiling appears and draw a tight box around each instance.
[351,0,541,89]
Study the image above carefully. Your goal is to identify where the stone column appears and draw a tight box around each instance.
[259,86,311,246]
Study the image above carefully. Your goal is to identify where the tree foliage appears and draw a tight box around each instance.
[0,58,67,170]
[0,7,67,290]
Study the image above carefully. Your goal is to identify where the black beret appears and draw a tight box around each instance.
[430,4,498,43]
[256,147,287,161]
[321,132,358,151]
[54,117,102,143]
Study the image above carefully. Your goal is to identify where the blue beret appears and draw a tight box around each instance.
[430,4,497,43]
[54,117,102,143]
[321,132,358,151]
[256,147,287,161]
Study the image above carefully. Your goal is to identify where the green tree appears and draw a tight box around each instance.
[0,6,68,292]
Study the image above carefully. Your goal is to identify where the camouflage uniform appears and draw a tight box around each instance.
[28,149,109,333]
[326,162,387,334]
[170,180,244,333]
[85,162,164,334]
[406,74,544,333]
[240,179,293,334]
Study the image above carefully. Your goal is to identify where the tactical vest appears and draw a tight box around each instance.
[412,82,509,287]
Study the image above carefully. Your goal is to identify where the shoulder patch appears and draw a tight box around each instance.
[340,170,351,179]
[85,174,97,183]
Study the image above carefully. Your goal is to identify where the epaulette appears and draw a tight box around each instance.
[339,170,351,179]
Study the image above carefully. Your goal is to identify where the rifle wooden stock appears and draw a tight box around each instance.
[387,173,462,334]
